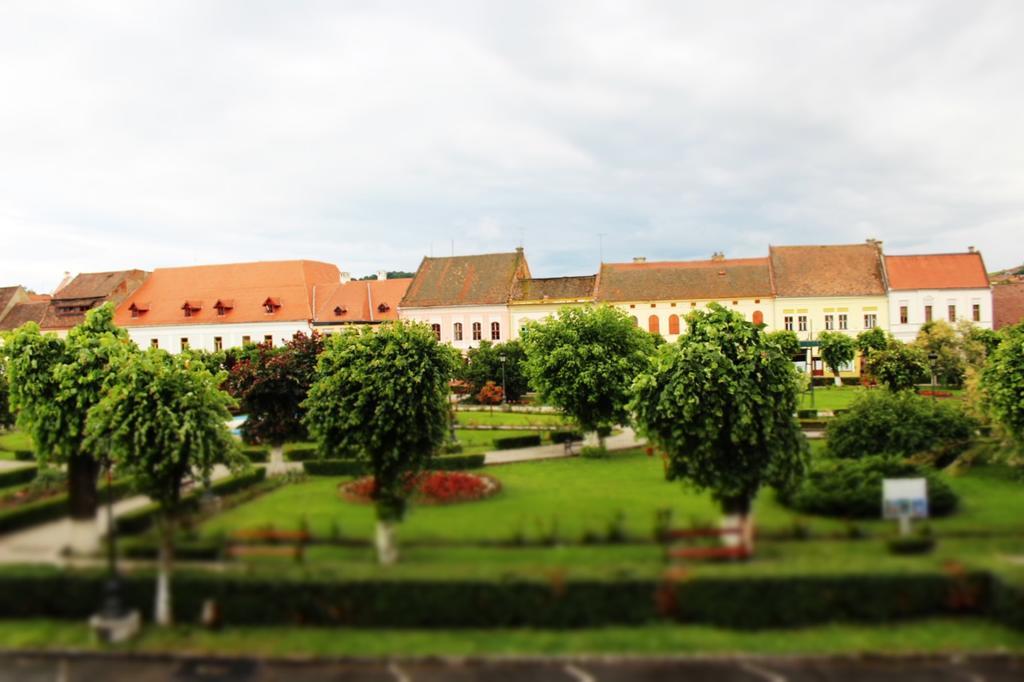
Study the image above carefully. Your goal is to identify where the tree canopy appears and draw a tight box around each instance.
[631,304,807,513]
[0,361,13,431]
[460,339,529,402]
[765,330,801,358]
[817,332,856,385]
[855,327,889,356]
[914,321,966,387]
[864,340,929,392]
[982,323,1024,449]
[521,306,655,440]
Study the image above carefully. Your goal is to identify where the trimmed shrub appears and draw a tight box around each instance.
[0,465,37,489]
[241,446,269,463]
[431,454,486,471]
[888,536,936,555]
[13,450,34,462]
[493,435,542,450]
[550,430,583,444]
[796,409,818,419]
[779,455,959,519]
[284,447,318,462]
[119,536,224,561]
[827,391,977,460]
[304,454,485,477]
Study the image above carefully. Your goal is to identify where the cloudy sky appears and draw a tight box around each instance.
[2,1,1022,292]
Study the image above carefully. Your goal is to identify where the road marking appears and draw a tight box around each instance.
[564,663,597,682]
[740,661,788,682]
[389,662,413,682]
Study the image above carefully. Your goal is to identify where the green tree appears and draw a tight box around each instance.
[766,330,801,358]
[1,305,135,533]
[855,327,889,356]
[0,361,13,431]
[304,322,454,564]
[818,332,856,386]
[86,349,239,625]
[864,340,929,392]
[982,323,1024,449]
[521,306,655,448]
[225,332,324,463]
[957,320,1001,369]
[631,304,807,540]
[914,321,966,387]
[461,339,530,402]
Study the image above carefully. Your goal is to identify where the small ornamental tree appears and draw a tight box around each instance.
[766,330,801,358]
[226,332,324,463]
[982,324,1024,449]
[632,304,807,545]
[856,327,889,356]
[818,332,856,386]
[864,340,929,392]
[1,305,135,535]
[461,340,530,402]
[522,306,655,448]
[476,381,504,405]
[303,322,454,564]
[914,321,966,387]
[85,349,240,625]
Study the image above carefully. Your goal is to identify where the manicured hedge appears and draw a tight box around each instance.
[0,465,37,489]
[303,454,486,477]
[119,537,224,561]
[13,450,35,462]
[241,446,269,463]
[0,479,135,536]
[0,568,995,629]
[550,430,583,444]
[284,447,318,462]
[115,469,267,536]
[796,409,818,419]
[493,434,542,450]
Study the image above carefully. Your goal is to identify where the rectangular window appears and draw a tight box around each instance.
[784,316,794,331]
[948,304,956,322]
[242,335,251,345]
[213,337,223,352]
[824,314,834,331]
[490,321,501,341]
[180,338,189,351]
[864,314,877,329]
[430,324,441,341]
[150,339,159,349]
[838,314,848,330]
[924,305,933,322]
[264,335,273,346]
[899,306,908,324]
[453,323,463,341]
[797,315,807,332]
[472,322,482,341]
[972,304,981,322]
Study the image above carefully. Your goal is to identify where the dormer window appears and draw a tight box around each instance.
[377,302,390,313]
[128,302,149,319]
[213,299,234,317]
[262,297,282,314]
[181,301,202,318]
[334,306,347,316]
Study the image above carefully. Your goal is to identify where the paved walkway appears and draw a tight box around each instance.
[484,428,645,465]
[0,460,34,473]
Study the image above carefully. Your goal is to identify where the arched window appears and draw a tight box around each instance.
[668,314,680,335]
[454,322,463,341]
[472,322,482,340]
[648,315,660,334]
[490,321,501,340]
[752,310,764,326]
[430,324,441,341]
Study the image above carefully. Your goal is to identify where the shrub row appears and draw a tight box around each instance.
[13,450,34,462]
[0,568,995,629]
[240,446,269,463]
[0,479,135,536]
[493,434,543,450]
[303,454,486,477]
[284,447,318,462]
[550,430,583,444]
[0,465,37,489]
[115,469,268,536]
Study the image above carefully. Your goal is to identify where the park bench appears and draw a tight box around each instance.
[229,529,311,544]
[227,544,305,561]
[918,389,954,398]
[663,525,752,562]
[667,545,752,561]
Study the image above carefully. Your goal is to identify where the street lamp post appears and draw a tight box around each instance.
[499,354,507,406]
[101,459,123,618]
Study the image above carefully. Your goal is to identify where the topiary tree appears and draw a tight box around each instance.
[631,304,808,546]
[303,322,454,564]
[982,323,1024,450]
[1,305,135,547]
[864,340,929,392]
[461,339,530,402]
[476,380,504,405]
[225,332,324,464]
[766,330,801,358]
[856,327,889,356]
[818,332,856,386]
[522,306,655,449]
[85,349,240,625]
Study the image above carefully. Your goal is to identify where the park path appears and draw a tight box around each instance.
[0,464,233,566]
[484,427,645,465]
[0,460,34,473]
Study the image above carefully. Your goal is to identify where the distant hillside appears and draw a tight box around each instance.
[989,263,1024,283]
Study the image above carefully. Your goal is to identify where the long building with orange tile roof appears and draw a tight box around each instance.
[312,273,412,333]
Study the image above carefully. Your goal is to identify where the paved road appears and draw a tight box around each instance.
[1,654,1021,681]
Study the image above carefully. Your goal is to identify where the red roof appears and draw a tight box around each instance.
[596,258,773,302]
[313,278,412,324]
[115,260,340,327]
[885,253,989,290]
[993,281,1024,330]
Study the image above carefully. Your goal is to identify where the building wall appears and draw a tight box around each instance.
[888,288,993,341]
[608,298,775,341]
[125,320,313,353]
[772,295,890,376]
[399,304,512,351]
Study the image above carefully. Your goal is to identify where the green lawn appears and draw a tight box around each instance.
[454,429,544,454]
[455,411,572,428]
[0,430,33,460]
[797,386,867,411]
[0,618,1020,656]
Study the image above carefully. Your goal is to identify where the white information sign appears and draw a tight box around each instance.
[883,478,928,536]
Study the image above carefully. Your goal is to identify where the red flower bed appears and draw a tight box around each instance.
[341,471,499,506]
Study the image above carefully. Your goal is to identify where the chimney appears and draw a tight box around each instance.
[340,272,351,284]
[515,246,524,254]
[866,238,883,249]
[376,270,388,281]
[968,246,976,253]
[711,251,725,261]
[633,257,646,263]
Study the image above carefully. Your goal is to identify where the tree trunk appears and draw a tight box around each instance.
[720,495,754,555]
[833,372,842,387]
[155,518,175,626]
[375,520,399,565]
[68,455,100,519]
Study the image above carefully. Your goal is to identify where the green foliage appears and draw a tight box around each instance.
[855,327,889,356]
[915,321,967,387]
[826,391,976,460]
[226,332,324,446]
[461,340,530,402]
[865,341,929,392]
[0,478,134,535]
[522,306,654,436]
[493,434,542,450]
[0,465,37,489]
[765,330,801,357]
[818,332,856,380]
[780,455,959,518]
[476,381,504,405]
[631,304,807,510]
[981,323,1024,448]
[0,361,13,431]
[957,321,1001,368]
[303,322,454,520]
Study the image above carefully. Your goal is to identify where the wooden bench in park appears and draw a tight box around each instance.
[918,389,954,398]
[663,525,752,562]
[667,545,752,561]
[227,544,305,561]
